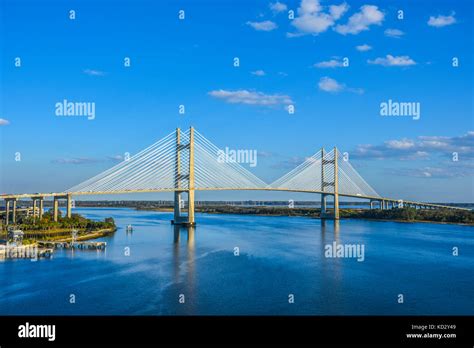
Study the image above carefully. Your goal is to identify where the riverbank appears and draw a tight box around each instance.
[138,205,474,225]
[28,227,116,242]
[1,210,117,242]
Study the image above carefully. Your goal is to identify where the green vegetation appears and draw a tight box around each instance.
[194,205,317,217]
[340,207,474,224]
[145,205,474,225]
[10,209,116,231]
[1,209,116,241]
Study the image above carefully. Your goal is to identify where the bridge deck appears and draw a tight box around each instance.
[0,188,469,211]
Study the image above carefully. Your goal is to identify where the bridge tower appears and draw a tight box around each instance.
[172,127,196,226]
[320,147,339,220]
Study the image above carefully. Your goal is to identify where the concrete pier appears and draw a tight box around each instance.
[53,197,59,222]
[172,127,196,226]
[320,147,339,220]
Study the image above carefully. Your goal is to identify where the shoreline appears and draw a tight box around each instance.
[135,206,474,226]
[1,227,117,243]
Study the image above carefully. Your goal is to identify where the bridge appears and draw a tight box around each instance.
[1,127,468,226]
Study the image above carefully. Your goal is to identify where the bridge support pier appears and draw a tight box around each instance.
[321,194,327,213]
[39,197,44,220]
[4,198,17,225]
[32,198,38,222]
[66,193,72,218]
[171,127,196,226]
[320,147,339,220]
[53,197,59,222]
[5,200,10,225]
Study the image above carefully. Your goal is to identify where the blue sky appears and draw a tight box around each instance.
[1,0,473,202]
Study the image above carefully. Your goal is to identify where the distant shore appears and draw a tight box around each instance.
[137,205,474,226]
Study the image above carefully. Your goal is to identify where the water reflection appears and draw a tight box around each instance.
[172,225,196,314]
[320,219,342,292]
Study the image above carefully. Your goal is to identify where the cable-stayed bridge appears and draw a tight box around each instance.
[1,127,468,226]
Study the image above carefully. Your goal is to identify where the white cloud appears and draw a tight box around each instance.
[384,28,404,38]
[314,59,344,68]
[208,89,293,107]
[0,118,10,126]
[251,70,266,76]
[247,20,278,31]
[318,77,363,94]
[356,44,372,51]
[108,155,124,162]
[353,132,474,161]
[428,13,456,27]
[386,139,415,149]
[286,31,305,38]
[291,0,349,35]
[329,3,349,20]
[83,69,106,76]
[368,55,416,67]
[335,5,384,35]
[269,1,287,14]
[318,77,344,92]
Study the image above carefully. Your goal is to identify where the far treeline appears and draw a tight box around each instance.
[6,210,116,231]
[180,206,474,225]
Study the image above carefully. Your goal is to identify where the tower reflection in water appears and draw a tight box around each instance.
[172,225,196,314]
[320,219,342,298]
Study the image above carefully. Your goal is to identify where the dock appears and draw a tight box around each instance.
[37,241,107,250]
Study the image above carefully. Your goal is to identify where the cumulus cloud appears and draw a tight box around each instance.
[247,20,278,31]
[269,1,287,14]
[384,28,404,38]
[318,77,363,94]
[352,132,474,160]
[334,5,384,35]
[208,89,293,107]
[386,163,474,179]
[428,13,456,27]
[83,69,106,76]
[368,55,416,67]
[314,59,344,68]
[356,44,372,51]
[0,118,10,126]
[251,70,266,76]
[290,0,349,36]
[318,77,344,92]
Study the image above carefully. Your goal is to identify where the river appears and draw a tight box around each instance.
[0,207,473,315]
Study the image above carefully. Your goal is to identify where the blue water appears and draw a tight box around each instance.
[0,208,473,315]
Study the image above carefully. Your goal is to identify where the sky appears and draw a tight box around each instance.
[0,0,473,202]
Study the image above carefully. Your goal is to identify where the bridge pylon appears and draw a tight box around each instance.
[320,147,340,220]
[172,127,196,226]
